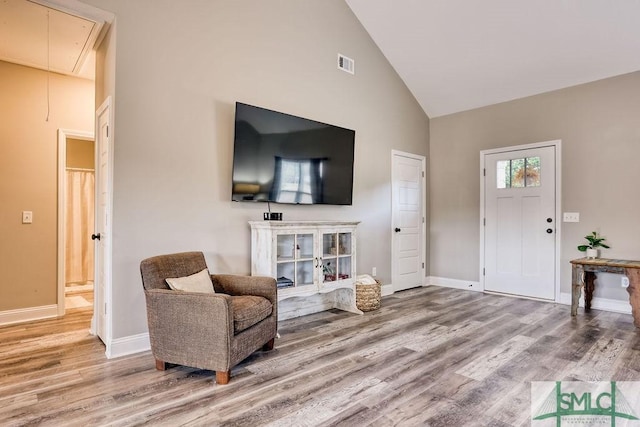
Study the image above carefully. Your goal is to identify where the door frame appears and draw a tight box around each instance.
[479,140,562,302]
[57,128,95,316]
[391,150,427,292]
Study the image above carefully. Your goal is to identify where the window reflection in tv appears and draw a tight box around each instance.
[231,102,355,205]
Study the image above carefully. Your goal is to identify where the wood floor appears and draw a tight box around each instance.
[2,286,640,426]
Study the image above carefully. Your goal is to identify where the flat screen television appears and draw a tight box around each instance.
[231,102,355,205]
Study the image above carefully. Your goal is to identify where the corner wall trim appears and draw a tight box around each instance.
[106,333,150,359]
[427,276,482,292]
[558,292,631,315]
[0,305,58,326]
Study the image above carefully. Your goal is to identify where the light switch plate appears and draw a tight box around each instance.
[22,211,33,224]
[563,212,580,222]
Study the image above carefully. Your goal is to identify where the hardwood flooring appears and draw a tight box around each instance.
[1,286,639,426]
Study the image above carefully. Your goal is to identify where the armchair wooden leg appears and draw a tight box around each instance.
[262,338,275,351]
[155,359,167,371]
[216,370,230,385]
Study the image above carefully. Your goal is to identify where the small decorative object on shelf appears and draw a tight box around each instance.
[577,231,610,259]
[324,261,335,281]
[330,234,337,255]
[276,276,294,288]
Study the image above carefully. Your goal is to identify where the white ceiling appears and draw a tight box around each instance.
[346,0,640,117]
[0,0,102,80]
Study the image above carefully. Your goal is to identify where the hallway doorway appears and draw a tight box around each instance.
[58,129,95,316]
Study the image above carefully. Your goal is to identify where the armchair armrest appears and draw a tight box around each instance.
[144,289,234,368]
[211,275,277,306]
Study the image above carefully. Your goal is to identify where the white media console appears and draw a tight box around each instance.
[250,220,362,320]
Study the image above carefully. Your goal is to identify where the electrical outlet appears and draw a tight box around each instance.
[563,212,580,222]
[22,211,33,224]
[372,267,377,276]
[622,276,630,288]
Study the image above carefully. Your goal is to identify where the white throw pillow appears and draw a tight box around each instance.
[165,269,215,294]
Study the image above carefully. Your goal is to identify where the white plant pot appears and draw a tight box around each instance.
[586,248,598,259]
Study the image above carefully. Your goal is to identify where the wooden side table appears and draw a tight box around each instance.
[571,258,640,328]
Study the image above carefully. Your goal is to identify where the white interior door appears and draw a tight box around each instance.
[93,98,112,344]
[392,151,426,292]
[484,145,556,300]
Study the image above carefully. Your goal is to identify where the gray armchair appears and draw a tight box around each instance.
[139,251,277,384]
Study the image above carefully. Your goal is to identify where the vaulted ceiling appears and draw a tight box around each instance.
[3,1,640,114]
[346,0,640,117]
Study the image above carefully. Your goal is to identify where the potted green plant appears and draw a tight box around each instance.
[577,231,610,259]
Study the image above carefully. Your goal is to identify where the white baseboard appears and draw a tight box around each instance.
[381,284,394,296]
[0,304,58,326]
[427,276,482,292]
[106,332,150,359]
[381,277,433,296]
[559,292,631,315]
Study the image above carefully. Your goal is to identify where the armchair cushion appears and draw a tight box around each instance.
[165,268,215,294]
[231,295,273,333]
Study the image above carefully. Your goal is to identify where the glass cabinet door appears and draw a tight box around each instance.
[276,233,315,288]
[321,231,353,283]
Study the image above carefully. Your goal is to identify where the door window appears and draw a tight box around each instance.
[496,156,540,189]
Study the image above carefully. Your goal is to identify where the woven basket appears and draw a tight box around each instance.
[356,280,381,312]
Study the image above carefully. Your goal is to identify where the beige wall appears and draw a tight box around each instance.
[67,138,95,169]
[0,60,94,311]
[80,0,430,339]
[430,71,640,301]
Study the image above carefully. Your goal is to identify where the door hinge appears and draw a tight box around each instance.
[483,268,485,276]
[483,168,486,177]
[104,303,107,315]
[422,262,425,269]
[106,125,109,138]
[483,218,486,226]
[422,171,425,178]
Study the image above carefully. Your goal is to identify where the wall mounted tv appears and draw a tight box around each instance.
[231,102,355,205]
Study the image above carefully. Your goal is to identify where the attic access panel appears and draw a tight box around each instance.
[0,0,101,76]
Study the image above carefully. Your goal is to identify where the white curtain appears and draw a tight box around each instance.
[65,170,95,285]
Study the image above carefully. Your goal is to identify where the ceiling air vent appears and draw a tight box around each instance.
[338,54,355,75]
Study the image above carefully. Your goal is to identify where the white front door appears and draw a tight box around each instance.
[392,151,426,292]
[484,145,556,300]
[93,98,112,344]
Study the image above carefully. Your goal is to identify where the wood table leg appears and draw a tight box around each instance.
[571,264,584,316]
[625,268,640,328]
[584,271,596,311]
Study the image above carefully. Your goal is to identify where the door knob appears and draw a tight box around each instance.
[546,228,553,234]
[394,228,401,233]
[546,218,553,223]
[91,233,101,241]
